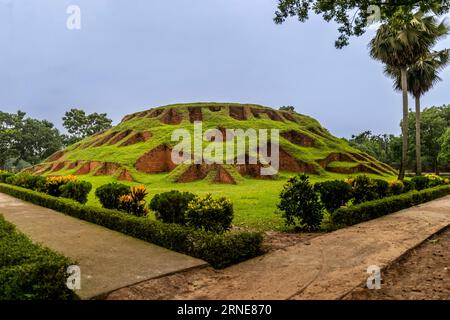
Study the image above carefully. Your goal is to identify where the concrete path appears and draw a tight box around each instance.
[107,195,450,300]
[0,192,207,299]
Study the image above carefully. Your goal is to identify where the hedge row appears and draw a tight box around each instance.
[0,184,263,269]
[330,185,450,228]
[0,214,77,300]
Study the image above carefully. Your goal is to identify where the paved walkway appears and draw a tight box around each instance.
[0,193,207,299]
[107,195,450,300]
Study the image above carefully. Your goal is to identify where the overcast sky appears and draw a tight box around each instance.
[0,0,449,138]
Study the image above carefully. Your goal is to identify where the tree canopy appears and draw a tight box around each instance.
[274,0,450,48]
[62,108,112,145]
[0,111,63,170]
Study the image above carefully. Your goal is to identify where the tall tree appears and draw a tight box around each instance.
[62,108,112,145]
[369,12,444,180]
[385,48,450,175]
[274,0,450,48]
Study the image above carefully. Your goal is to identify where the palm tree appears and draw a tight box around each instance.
[385,48,450,175]
[369,12,446,180]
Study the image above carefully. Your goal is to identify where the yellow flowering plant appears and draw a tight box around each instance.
[45,175,77,197]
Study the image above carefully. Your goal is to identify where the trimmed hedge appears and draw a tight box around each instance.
[330,185,450,228]
[0,214,77,300]
[0,184,263,269]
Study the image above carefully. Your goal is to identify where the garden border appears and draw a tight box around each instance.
[0,183,263,269]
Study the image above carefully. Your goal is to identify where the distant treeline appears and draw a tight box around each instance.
[0,109,112,171]
[347,105,450,173]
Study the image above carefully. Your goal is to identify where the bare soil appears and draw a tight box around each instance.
[345,227,450,300]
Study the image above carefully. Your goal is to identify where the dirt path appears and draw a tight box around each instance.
[0,193,206,299]
[107,195,450,300]
[344,227,450,300]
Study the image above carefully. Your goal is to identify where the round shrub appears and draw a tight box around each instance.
[314,180,352,213]
[59,181,93,204]
[350,175,378,204]
[389,180,405,195]
[277,174,323,231]
[403,179,415,192]
[185,194,233,233]
[149,190,196,225]
[411,176,429,191]
[95,182,130,209]
[425,174,443,187]
[373,179,389,199]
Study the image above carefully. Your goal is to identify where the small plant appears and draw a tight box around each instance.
[149,190,196,225]
[411,176,429,191]
[45,175,77,197]
[314,180,352,213]
[119,185,148,217]
[95,182,130,209]
[277,174,323,231]
[185,194,234,233]
[373,179,390,199]
[389,180,405,195]
[350,175,378,204]
[59,181,93,204]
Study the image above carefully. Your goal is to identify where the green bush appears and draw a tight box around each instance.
[0,215,77,300]
[0,183,262,269]
[150,190,196,225]
[330,185,450,229]
[351,175,378,204]
[411,176,429,191]
[0,171,14,183]
[389,180,405,195]
[403,179,415,192]
[185,194,234,233]
[7,173,46,192]
[95,182,130,210]
[373,179,390,199]
[314,180,352,213]
[59,181,93,204]
[426,174,444,187]
[278,174,323,231]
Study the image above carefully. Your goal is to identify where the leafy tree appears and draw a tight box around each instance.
[0,111,20,169]
[438,127,450,166]
[0,111,62,169]
[369,12,445,180]
[407,105,449,173]
[274,0,450,48]
[386,48,450,175]
[348,131,401,167]
[279,105,295,112]
[62,108,112,145]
